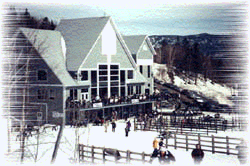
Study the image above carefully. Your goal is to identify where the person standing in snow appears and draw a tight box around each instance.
[111,121,116,132]
[236,139,248,164]
[191,144,204,165]
[153,138,159,149]
[127,120,131,131]
[158,138,164,151]
[125,126,129,137]
[104,120,109,132]
[158,147,176,164]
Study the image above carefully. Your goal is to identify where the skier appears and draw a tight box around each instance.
[191,144,204,165]
[236,139,248,164]
[127,120,131,131]
[125,126,129,137]
[158,147,176,164]
[111,121,116,132]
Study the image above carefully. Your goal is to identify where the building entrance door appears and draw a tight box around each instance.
[81,92,89,101]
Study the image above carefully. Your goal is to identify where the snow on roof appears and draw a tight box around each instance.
[55,17,110,71]
[20,28,77,87]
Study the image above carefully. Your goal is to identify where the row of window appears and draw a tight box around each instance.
[37,89,55,100]
[139,65,151,78]
[37,68,137,82]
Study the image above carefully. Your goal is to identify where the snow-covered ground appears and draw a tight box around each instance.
[2,117,248,166]
[152,63,234,106]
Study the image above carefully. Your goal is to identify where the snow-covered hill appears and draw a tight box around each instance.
[153,63,234,106]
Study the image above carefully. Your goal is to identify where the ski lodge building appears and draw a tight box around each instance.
[11,16,156,125]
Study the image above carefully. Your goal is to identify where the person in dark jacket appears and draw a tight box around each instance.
[158,147,176,164]
[127,120,131,131]
[111,121,116,132]
[125,126,129,137]
[236,139,248,164]
[191,144,204,164]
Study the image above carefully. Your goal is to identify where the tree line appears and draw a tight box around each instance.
[154,38,225,85]
[6,7,56,30]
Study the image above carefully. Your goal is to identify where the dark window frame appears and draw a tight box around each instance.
[128,70,134,79]
[140,65,143,74]
[81,71,88,81]
[148,65,151,78]
[37,69,48,81]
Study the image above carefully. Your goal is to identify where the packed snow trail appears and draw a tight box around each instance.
[3,118,247,165]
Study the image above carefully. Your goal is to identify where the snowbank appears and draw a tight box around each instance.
[152,63,233,106]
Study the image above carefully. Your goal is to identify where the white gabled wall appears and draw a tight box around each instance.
[102,20,117,57]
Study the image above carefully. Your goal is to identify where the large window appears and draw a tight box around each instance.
[37,89,47,100]
[99,65,108,88]
[128,70,133,79]
[49,89,56,99]
[37,70,47,81]
[128,86,133,96]
[140,65,143,74]
[120,70,125,85]
[81,71,88,81]
[91,71,97,87]
[136,85,141,94]
[148,65,151,78]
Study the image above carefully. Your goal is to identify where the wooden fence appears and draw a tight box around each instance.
[78,144,152,164]
[164,132,242,155]
[134,116,243,135]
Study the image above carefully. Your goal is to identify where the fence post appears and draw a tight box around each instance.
[212,135,215,154]
[126,150,130,164]
[198,133,201,145]
[186,133,188,151]
[134,117,137,131]
[165,133,168,149]
[142,151,145,164]
[82,145,84,161]
[226,136,229,155]
[91,145,94,163]
[115,150,118,163]
[102,148,105,163]
[174,132,177,149]
[78,144,81,162]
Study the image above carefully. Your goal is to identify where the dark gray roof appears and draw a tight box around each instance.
[123,35,147,55]
[20,28,77,87]
[56,17,110,71]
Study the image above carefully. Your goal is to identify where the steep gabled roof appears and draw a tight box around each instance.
[55,17,110,71]
[123,35,156,55]
[19,28,77,87]
[123,35,147,55]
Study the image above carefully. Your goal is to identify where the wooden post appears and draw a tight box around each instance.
[186,133,188,151]
[174,132,177,149]
[82,145,84,161]
[78,144,81,161]
[126,150,130,163]
[134,117,136,131]
[226,136,229,155]
[115,150,118,163]
[51,125,64,164]
[165,133,168,148]
[198,133,201,145]
[212,135,215,154]
[91,146,94,163]
[102,148,105,163]
[142,151,145,163]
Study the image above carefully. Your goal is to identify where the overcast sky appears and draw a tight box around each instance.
[2,1,249,36]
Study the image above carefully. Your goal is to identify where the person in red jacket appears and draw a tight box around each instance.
[191,144,204,164]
